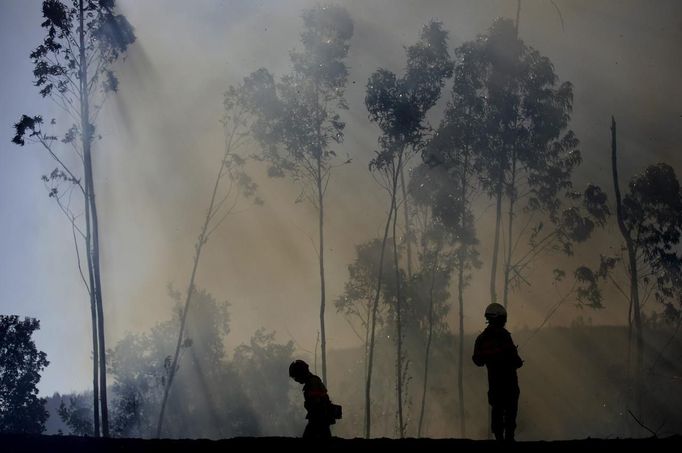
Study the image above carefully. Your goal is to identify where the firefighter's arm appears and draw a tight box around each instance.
[513,345,524,369]
[472,337,487,367]
[504,332,523,368]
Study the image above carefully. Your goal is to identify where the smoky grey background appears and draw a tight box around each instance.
[0,0,680,396]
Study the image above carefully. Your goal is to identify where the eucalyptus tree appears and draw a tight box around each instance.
[155,79,261,437]
[239,5,353,386]
[412,116,481,436]
[453,18,579,308]
[608,118,682,418]
[12,0,135,436]
[364,21,453,438]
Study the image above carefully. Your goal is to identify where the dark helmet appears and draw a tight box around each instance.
[485,303,507,321]
[289,359,309,379]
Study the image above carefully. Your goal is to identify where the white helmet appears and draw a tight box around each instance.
[485,303,507,320]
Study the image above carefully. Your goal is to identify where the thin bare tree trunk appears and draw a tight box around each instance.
[87,247,100,437]
[362,302,371,431]
[89,138,108,437]
[457,151,470,437]
[490,178,503,304]
[391,176,405,438]
[85,188,100,437]
[317,159,328,385]
[418,249,439,437]
[156,140,230,437]
[611,116,643,417]
[156,210,206,438]
[502,155,517,308]
[365,167,400,438]
[400,166,413,278]
[457,254,466,437]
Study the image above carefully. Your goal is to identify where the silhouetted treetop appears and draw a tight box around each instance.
[366,21,453,155]
[293,5,353,89]
[0,316,49,434]
[32,0,135,98]
[624,163,682,310]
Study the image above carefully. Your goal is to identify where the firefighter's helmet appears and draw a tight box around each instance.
[289,360,309,379]
[484,303,507,321]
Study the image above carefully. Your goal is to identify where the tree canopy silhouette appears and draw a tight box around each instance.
[239,4,354,387]
[450,18,580,308]
[0,316,49,434]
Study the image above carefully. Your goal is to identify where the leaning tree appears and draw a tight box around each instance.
[155,72,262,437]
[607,118,682,419]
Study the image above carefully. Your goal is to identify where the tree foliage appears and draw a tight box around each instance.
[449,18,583,306]
[243,5,353,187]
[624,164,682,310]
[106,288,298,438]
[58,394,94,436]
[366,20,453,171]
[0,316,50,434]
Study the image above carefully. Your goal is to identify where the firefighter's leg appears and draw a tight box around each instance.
[504,395,519,441]
[491,403,504,441]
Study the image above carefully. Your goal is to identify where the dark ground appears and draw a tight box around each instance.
[1,434,681,453]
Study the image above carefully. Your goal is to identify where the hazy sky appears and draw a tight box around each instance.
[1,0,680,396]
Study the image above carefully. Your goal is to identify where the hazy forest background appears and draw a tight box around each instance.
[1,0,681,441]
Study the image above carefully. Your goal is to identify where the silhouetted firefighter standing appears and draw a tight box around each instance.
[289,359,342,438]
[473,303,523,442]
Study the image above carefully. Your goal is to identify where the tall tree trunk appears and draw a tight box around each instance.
[418,249,439,437]
[400,166,413,278]
[156,216,205,439]
[83,138,99,437]
[502,154,517,308]
[89,143,108,437]
[317,159,328,385]
[87,241,100,437]
[391,173,405,438]
[90,192,109,437]
[365,167,400,439]
[362,302,371,431]
[457,253,466,437]
[457,150,470,437]
[78,0,105,436]
[611,116,643,416]
[490,177,503,304]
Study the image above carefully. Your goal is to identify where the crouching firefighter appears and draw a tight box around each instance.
[289,360,342,438]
